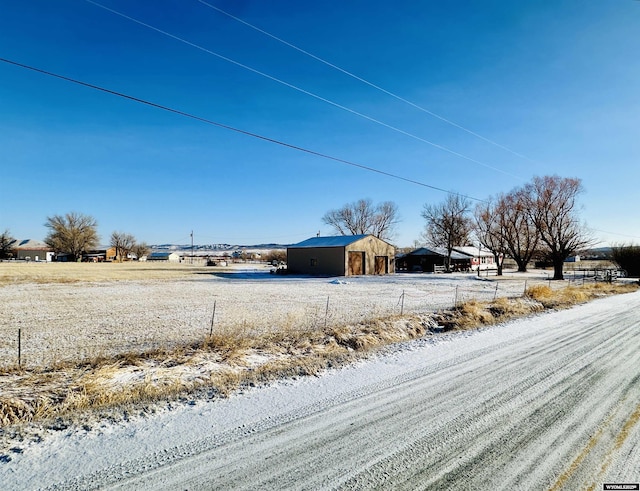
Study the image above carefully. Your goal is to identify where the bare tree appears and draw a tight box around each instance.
[132,242,150,260]
[0,229,15,259]
[475,190,540,274]
[422,194,472,272]
[44,212,99,262]
[523,175,593,280]
[110,231,136,262]
[322,198,399,241]
[499,190,540,273]
[474,199,507,276]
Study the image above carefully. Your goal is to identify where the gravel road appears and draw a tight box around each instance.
[4,291,639,490]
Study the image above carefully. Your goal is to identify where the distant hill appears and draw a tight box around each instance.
[582,247,612,259]
[151,243,289,252]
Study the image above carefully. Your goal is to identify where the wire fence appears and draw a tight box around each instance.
[0,272,624,370]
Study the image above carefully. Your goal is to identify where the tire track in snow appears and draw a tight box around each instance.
[340,322,639,490]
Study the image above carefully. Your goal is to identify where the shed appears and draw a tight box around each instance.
[147,252,181,262]
[397,247,471,273]
[287,235,395,276]
[10,239,54,261]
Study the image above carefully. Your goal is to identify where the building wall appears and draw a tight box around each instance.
[15,249,50,261]
[345,236,395,275]
[287,247,346,276]
[107,247,117,261]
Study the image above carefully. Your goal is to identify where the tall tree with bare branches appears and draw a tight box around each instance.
[132,242,150,260]
[110,231,136,262]
[422,194,472,272]
[322,198,399,241]
[473,199,507,276]
[499,189,540,273]
[44,212,99,261]
[523,175,593,280]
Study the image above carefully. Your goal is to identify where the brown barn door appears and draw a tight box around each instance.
[374,256,388,274]
[348,251,364,275]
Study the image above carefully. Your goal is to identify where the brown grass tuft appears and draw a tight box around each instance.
[457,300,496,328]
[526,284,554,302]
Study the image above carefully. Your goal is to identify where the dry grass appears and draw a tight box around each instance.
[0,280,637,431]
[526,282,638,308]
[0,261,222,285]
[432,281,638,331]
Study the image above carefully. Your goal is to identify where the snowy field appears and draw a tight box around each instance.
[0,266,560,368]
[2,290,638,489]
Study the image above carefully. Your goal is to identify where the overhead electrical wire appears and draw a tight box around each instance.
[0,56,486,203]
[591,229,640,241]
[83,0,521,180]
[196,0,534,164]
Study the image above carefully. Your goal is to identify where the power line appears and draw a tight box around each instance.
[196,0,535,165]
[592,229,640,241]
[83,0,521,180]
[0,56,486,203]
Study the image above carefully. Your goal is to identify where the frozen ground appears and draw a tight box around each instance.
[0,268,558,368]
[1,290,638,490]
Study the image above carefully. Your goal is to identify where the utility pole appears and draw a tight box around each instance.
[191,230,194,264]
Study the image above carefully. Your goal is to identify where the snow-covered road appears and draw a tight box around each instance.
[3,291,640,490]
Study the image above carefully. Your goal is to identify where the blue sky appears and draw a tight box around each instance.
[1,1,639,248]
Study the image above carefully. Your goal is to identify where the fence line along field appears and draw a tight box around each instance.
[0,262,571,369]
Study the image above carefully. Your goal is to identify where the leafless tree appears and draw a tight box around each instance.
[475,190,540,274]
[322,198,399,241]
[132,242,151,260]
[523,175,594,280]
[473,199,507,276]
[422,194,472,272]
[110,231,136,262]
[499,190,540,273]
[44,212,99,261]
[0,229,15,259]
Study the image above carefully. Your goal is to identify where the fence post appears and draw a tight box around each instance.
[454,285,459,307]
[523,280,528,296]
[400,290,405,316]
[18,328,21,367]
[209,300,217,337]
[324,296,330,328]
[494,283,498,301]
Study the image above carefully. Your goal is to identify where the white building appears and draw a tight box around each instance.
[453,246,499,271]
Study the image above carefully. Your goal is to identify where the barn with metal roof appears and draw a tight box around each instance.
[287,234,395,276]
